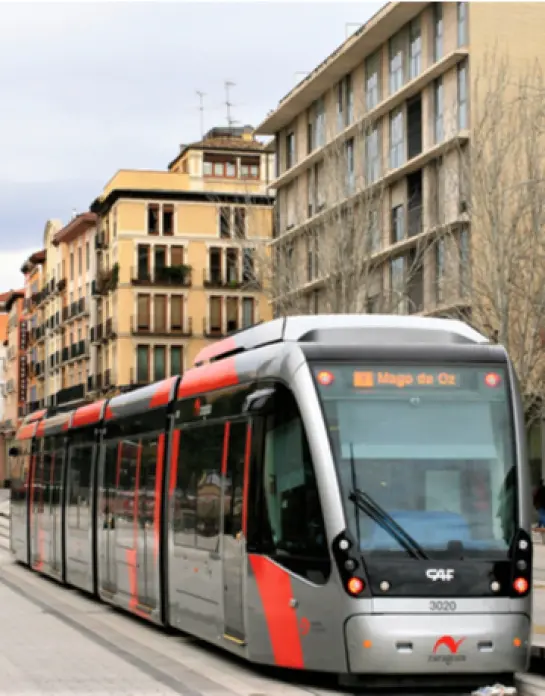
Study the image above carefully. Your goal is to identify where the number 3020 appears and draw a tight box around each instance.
[429,600,457,612]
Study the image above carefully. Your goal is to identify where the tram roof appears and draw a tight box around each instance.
[193,314,489,366]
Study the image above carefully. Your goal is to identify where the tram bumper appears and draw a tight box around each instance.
[344,612,531,675]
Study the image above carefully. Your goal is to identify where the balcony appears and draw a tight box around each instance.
[203,317,225,339]
[104,317,116,340]
[203,269,245,290]
[56,383,85,406]
[56,278,66,293]
[131,264,192,288]
[95,231,108,250]
[131,316,193,338]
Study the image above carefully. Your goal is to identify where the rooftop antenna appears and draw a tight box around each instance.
[71,208,77,220]
[224,80,238,128]
[196,90,206,139]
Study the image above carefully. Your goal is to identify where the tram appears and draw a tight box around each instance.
[7,315,533,688]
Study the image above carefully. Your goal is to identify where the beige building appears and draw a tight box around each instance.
[87,125,275,395]
[256,1,545,319]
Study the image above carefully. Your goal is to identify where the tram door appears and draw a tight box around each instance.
[30,450,45,569]
[222,420,250,642]
[100,442,119,594]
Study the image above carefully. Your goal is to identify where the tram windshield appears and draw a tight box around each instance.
[312,363,518,559]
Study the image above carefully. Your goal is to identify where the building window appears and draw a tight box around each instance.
[154,346,166,382]
[434,4,443,62]
[148,204,159,235]
[242,298,254,328]
[368,209,380,252]
[171,295,184,331]
[154,246,167,276]
[391,205,404,244]
[234,207,246,238]
[137,245,150,281]
[390,257,405,309]
[226,296,239,333]
[365,126,381,184]
[70,252,74,280]
[171,245,184,267]
[345,138,355,195]
[137,294,150,331]
[389,31,405,94]
[242,249,254,283]
[459,228,470,296]
[365,51,381,111]
[85,242,90,271]
[208,247,222,284]
[286,132,295,170]
[434,78,444,143]
[458,60,468,130]
[337,75,353,132]
[435,238,445,303]
[78,247,82,275]
[162,205,174,236]
[314,97,326,148]
[409,18,421,79]
[389,107,405,169]
[170,346,182,376]
[209,296,222,335]
[240,157,260,179]
[136,345,150,383]
[226,248,239,284]
[220,207,230,238]
[457,2,468,47]
[154,295,167,333]
[306,233,318,282]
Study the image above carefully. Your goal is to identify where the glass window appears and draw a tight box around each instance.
[434,4,443,61]
[436,237,445,302]
[66,442,93,531]
[137,345,149,383]
[389,31,405,94]
[173,423,224,551]
[389,108,405,169]
[390,256,405,301]
[312,363,517,558]
[434,78,444,143]
[365,51,381,110]
[459,228,470,296]
[170,346,182,376]
[314,97,326,148]
[154,346,166,382]
[458,2,468,47]
[242,298,254,328]
[458,60,468,130]
[256,383,330,583]
[365,126,381,184]
[409,18,421,79]
[345,138,355,195]
[391,205,404,243]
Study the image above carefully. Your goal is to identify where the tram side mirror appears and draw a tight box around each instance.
[8,446,19,457]
[243,387,276,414]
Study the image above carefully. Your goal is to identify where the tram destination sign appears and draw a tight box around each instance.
[352,369,461,390]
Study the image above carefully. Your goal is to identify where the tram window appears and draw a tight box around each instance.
[257,384,330,584]
[223,421,247,539]
[66,444,93,531]
[43,436,64,509]
[118,440,139,523]
[173,423,224,550]
[101,442,118,525]
[139,436,159,529]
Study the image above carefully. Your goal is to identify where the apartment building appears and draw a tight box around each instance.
[256,1,545,318]
[0,294,9,483]
[50,213,95,409]
[87,125,274,394]
[0,289,26,482]
[22,248,47,412]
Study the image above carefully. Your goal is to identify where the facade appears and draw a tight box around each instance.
[0,293,9,483]
[87,125,275,395]
[50,213,96,409]
[22,249,47,413]
[256,0,545,484]
[0,290,26,483]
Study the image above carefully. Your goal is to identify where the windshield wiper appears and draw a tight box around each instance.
[348,443,428,560]
[349,488,429,560]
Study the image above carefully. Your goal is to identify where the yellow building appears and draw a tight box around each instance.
[88,125,275,393]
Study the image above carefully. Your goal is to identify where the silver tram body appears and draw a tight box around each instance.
[8,315,532,689]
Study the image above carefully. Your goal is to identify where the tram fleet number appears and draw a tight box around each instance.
[429,600,457,612]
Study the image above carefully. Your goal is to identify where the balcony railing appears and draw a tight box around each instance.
[131,264,192,287]
[131,316,193,337]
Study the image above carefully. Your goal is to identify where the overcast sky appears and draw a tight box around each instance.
[0,0,382,292]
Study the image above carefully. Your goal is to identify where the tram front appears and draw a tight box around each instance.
[307,338,532,684]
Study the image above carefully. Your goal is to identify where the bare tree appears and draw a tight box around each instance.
[267,100,436,318]
[441,48,545,427]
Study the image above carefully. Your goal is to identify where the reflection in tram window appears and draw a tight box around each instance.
[66,442,93,532]
[173,423,224,550]
[139,437,158,529]
[118,439,139,523]
[257,384,330,584]
[101,442,118,530]
[223,421,247,539]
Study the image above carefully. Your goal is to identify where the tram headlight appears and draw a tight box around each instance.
[513,577,529,594]
[347,577,365,596]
